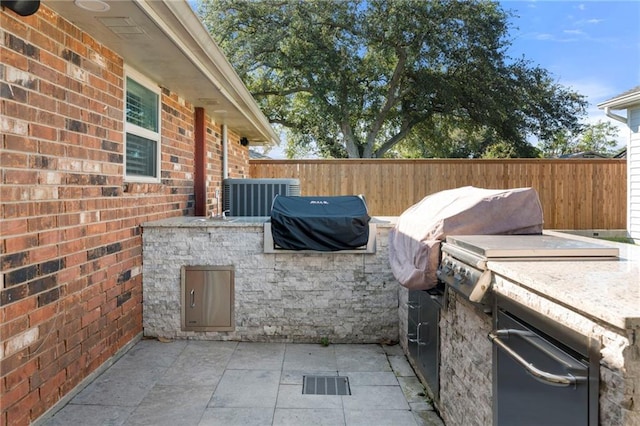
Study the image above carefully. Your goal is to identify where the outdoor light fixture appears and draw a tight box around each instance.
[1,0,40,16]
[240,137,249,146]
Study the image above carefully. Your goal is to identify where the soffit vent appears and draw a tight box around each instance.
[98,17,150,40]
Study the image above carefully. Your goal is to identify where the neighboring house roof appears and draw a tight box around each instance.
[613,148,627,158]
[558,151,611,159]
[249,149,272,159]
[598,86,640,110]
[47,0,278,146]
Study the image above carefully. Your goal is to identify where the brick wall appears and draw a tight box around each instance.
[0,5,248,424]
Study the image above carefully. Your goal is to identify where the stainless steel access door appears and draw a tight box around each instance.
[491,307,595,426]
[181,265,234,331]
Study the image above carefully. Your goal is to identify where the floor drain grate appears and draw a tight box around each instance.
[302,375,351,395]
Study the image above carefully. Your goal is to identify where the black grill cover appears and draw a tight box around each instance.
[270,195,370,251]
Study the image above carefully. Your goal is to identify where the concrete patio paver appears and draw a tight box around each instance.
[39,339,444,426]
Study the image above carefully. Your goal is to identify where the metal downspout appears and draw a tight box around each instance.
[604,107,627,124]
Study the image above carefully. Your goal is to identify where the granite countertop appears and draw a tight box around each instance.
[143,216,270,227]
[488,230,640,331]
[142,216,398,228]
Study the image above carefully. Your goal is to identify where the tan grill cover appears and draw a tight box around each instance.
[389,186,543,290]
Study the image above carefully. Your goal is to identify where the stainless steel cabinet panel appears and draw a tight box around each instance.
[181,265,234,331]
[407,289,441,403]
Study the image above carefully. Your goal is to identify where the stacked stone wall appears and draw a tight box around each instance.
[142,224,400,343]
[438,291,493,425]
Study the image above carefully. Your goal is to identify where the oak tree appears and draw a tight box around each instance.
[198,0,587,158]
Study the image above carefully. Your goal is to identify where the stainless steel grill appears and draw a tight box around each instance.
[437,234,619,311]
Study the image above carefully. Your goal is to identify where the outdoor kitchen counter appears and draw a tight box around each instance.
[141,215,401,344]
[487,230,640,331]
[485,231,640,425]
[143,215,397,227]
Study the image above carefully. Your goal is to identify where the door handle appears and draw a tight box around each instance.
[488,330,587,387]
[190,289,195,308]
[411,323,427,346]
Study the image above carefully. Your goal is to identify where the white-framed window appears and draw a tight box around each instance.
[124,67,161,182]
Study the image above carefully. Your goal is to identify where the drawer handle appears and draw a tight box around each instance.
[488,330,587,387]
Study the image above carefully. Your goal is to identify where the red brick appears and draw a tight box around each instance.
[39,369,66,406]
[3,358,37,393]
[27,215,57,233]
[80,307,100,328]
[30,351,61,390]
[56,266,82,286]
[28,304,59,327]
[86,222,106,235]
[57,344,81,372]
[0,46,29,71]
[84,293,105,312]
[4,135,37,152]
[86,315,106,337]
[3,100,35,122]
[1,216,28,234]
[38,229,62,246]
[38,48,66,73]
[0,348,30,378]
[0,151,29,168]
[0,2,211,421]
[62,328,85,352]
[4,235,37,252]
[58,214,82,229]
[34,110,65,130]
[30,124,58,142]
[34,201,61,216]
[4,389,38,426]
[2,202,33,219]
[101,297,118,317]
[87,340,105,364]
[1,296,36,322]
[1,377,29,408]
[28,244,58,263]
[1,9,28,33]
[39,80,66,101]
[38,140,66,157]
[3,170,38,185]
[81,332,102,357]
[28,29,57,57]
[29,60,65,87]
[37,16,65,44]
[0,315,29,340]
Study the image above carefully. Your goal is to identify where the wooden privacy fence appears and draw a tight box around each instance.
[249,159,627,230]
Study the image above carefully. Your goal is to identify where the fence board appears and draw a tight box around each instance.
[249,159,627,229]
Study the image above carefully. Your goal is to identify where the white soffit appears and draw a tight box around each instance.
[44,0,278,146]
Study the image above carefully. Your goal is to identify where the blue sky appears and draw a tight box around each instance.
[500,0,639,146]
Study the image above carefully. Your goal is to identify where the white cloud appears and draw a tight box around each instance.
[533,33,554,40]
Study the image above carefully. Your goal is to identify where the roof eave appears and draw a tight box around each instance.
[146,1,278,146]
[597,88,640,110]
[45,0,278,146]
